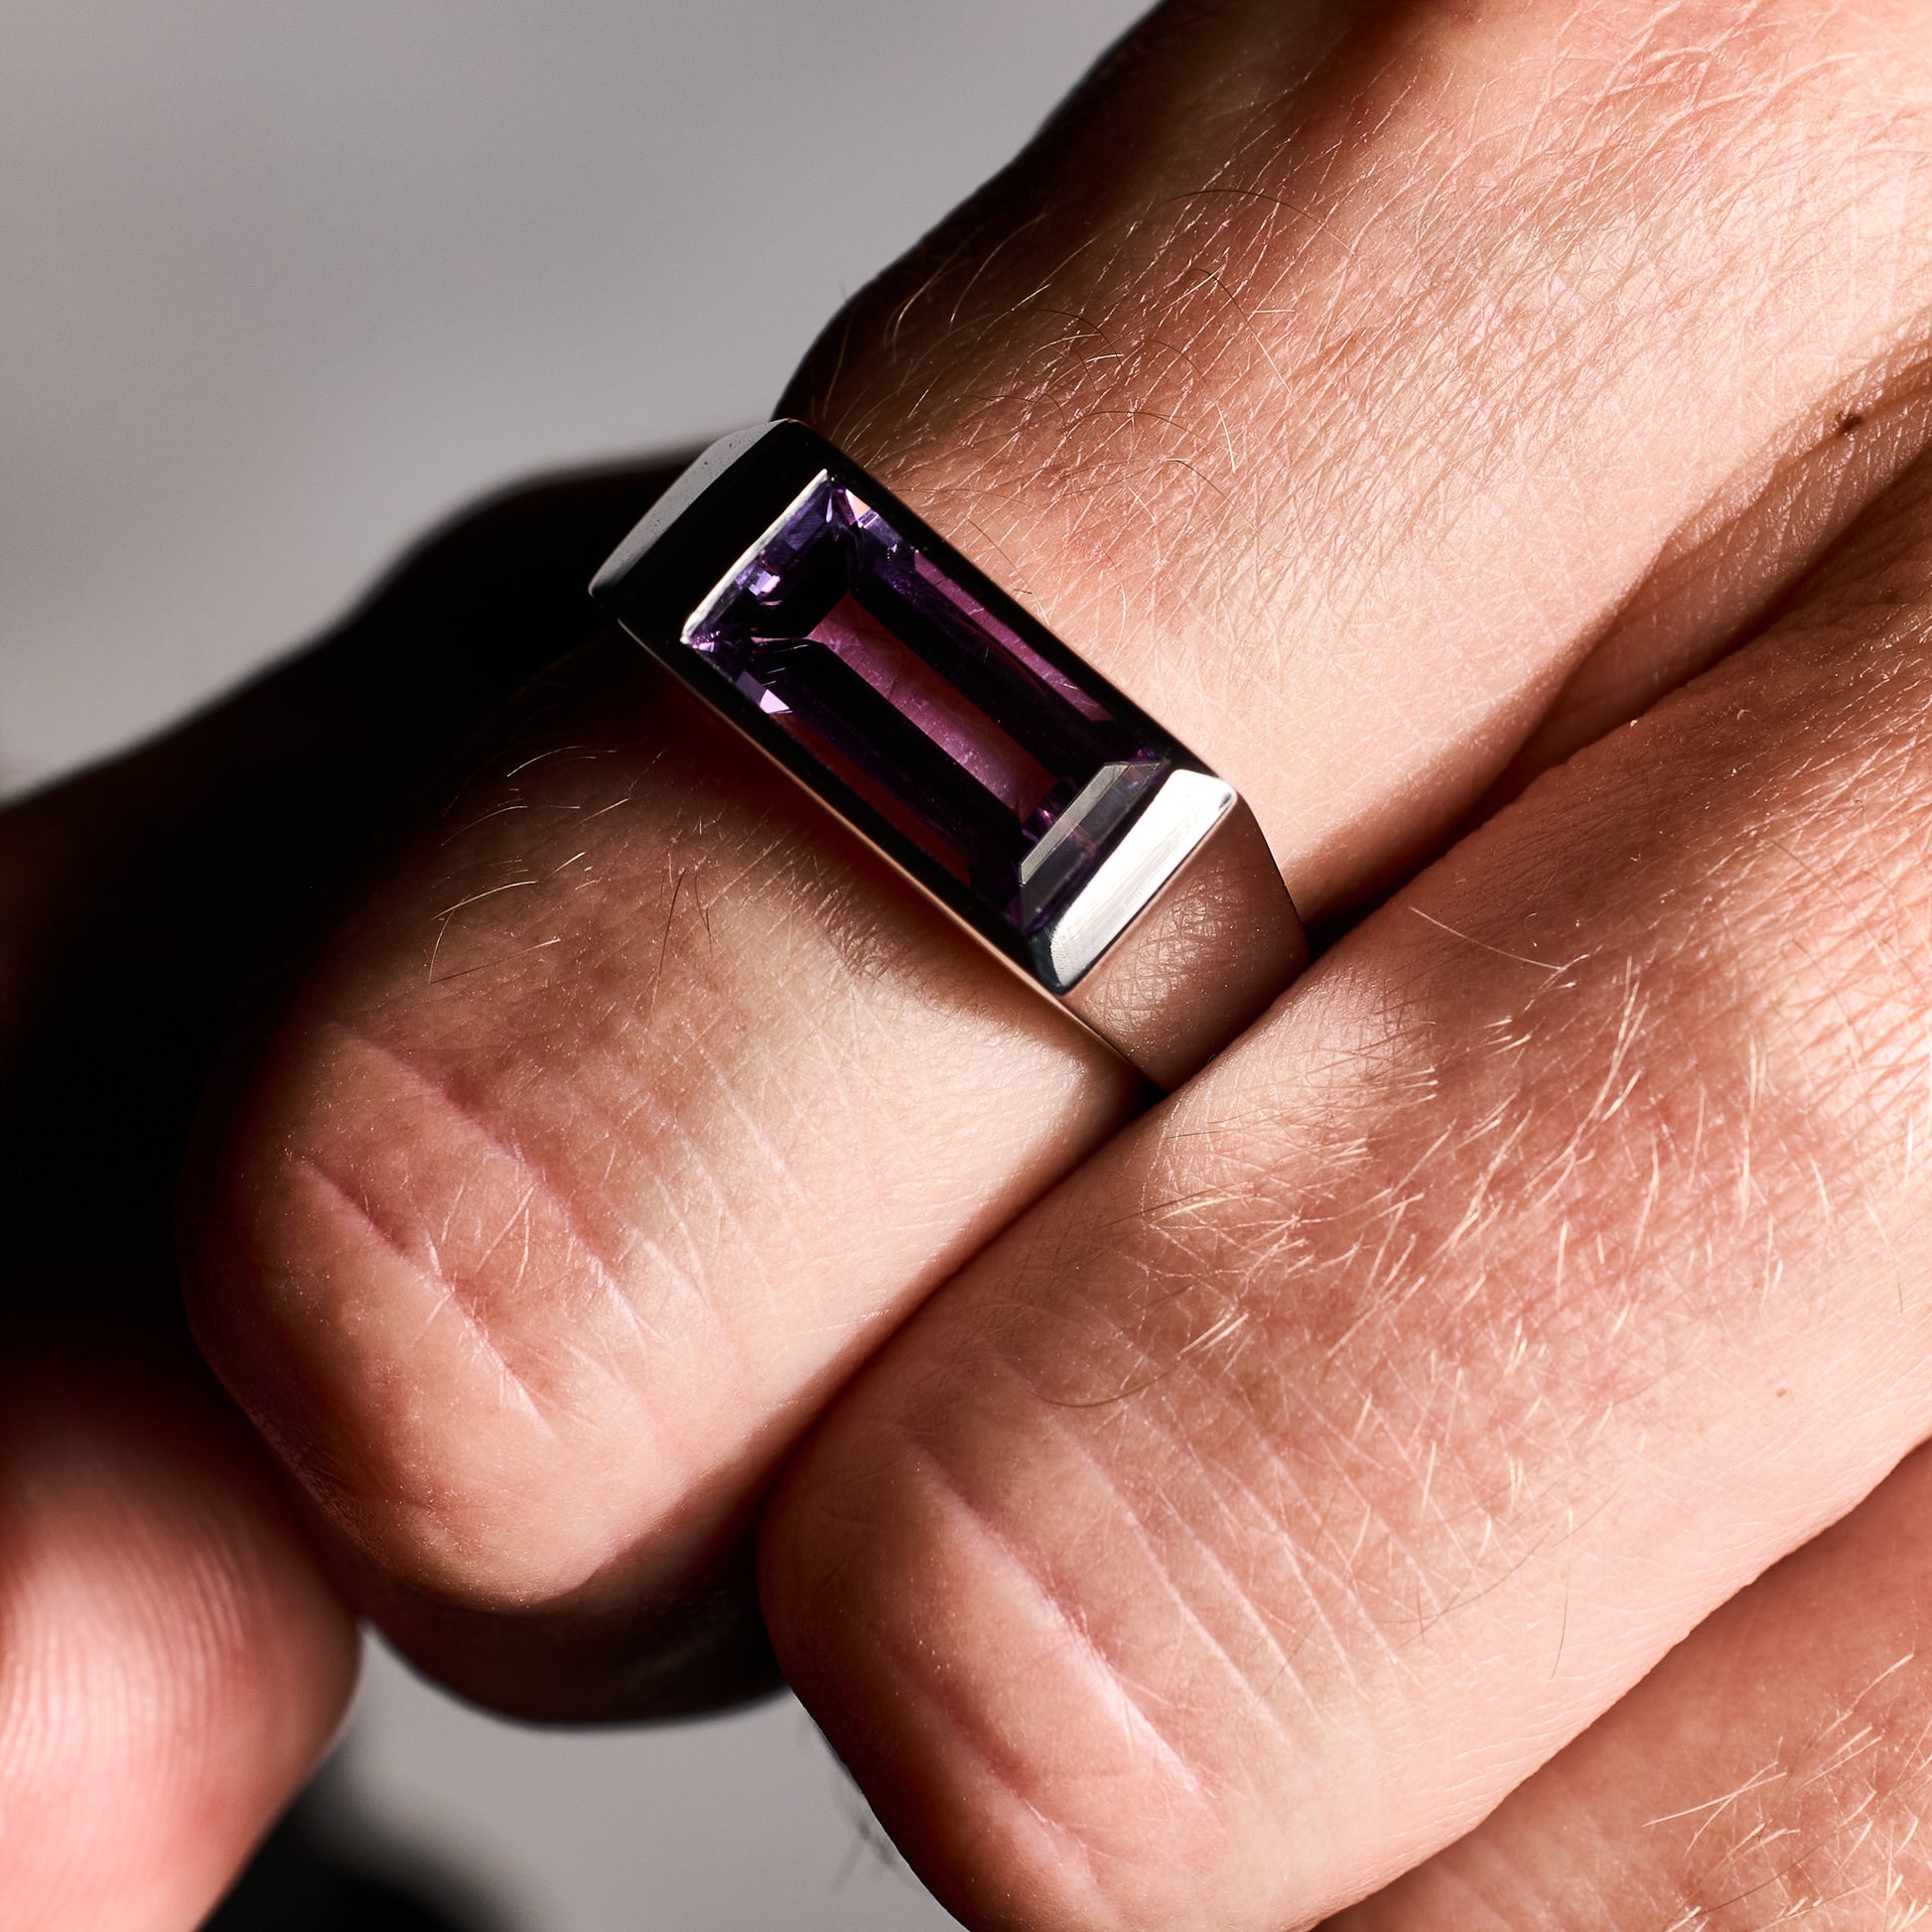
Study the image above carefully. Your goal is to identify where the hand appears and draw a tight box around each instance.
[0,464,674,1926]
[181,0,1932,1925]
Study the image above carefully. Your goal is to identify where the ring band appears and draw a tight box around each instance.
[590,421,1307,1088]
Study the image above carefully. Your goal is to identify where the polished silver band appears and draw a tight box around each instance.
[590,421,1306,1088]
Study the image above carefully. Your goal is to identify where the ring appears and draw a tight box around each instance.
[590,421,1307,1089]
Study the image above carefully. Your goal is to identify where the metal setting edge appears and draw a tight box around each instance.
[590,421,1307,1087]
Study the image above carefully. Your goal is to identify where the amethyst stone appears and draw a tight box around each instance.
[683,473,1172,956]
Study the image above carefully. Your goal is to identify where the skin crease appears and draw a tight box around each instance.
[190,635,1140,1712]
[763,448,1932,1929]
[0,466,670,1918]
[184,0,1932,1733]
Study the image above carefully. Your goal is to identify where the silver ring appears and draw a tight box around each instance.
[590,421,1307,1089]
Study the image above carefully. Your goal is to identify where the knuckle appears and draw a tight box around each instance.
[209,1011,675,1609]
[767,1407,1277,1932]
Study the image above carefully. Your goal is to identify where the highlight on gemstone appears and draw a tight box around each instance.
[682,472,1173,964]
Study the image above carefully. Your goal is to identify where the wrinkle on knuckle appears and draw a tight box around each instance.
[254,1041,705,1598]
[788,1418,1294,1928]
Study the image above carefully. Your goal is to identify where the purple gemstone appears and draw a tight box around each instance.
[684,473,1171,947]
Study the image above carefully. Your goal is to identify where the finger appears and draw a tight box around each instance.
[187,0,1932,1718]
[0,464,670,1915]
[761,442,1932,1924]
[0,457,669,1309]
[790,0,1932,907]
[0,1347,352,1932]
[186,628,1142,1715]
[1327,1439,1932,1929]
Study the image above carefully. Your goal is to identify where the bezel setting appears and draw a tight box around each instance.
[592,421,1306,1086]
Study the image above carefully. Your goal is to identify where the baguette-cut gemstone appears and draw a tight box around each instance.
[684,472,1172,948]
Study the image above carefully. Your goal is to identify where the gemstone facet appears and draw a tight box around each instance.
[682,472,1173,965]
[592,421,1305,1083]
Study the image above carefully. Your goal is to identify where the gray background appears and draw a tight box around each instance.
[0,2,1149,1925]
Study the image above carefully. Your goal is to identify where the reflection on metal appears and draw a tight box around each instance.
[593,420,1307,1087]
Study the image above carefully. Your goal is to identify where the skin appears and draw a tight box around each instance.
[15,0,1932,1922]
[1328,1436,1932,1928]
[186,0,1932,1709]
[0,466,666,1925]
[766,447,1932,1926]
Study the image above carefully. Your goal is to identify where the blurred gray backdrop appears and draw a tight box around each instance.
[0,2,1150,1925]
